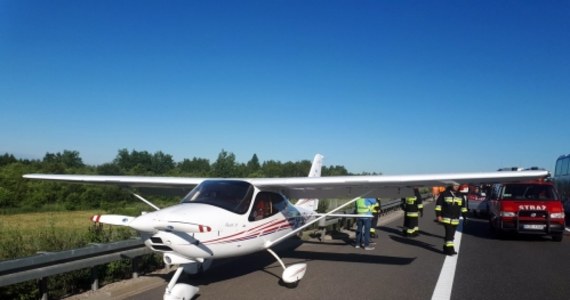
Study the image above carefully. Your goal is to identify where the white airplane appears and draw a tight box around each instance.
[23,154,549,300]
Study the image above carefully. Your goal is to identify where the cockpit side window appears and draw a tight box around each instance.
[249,191,288,221]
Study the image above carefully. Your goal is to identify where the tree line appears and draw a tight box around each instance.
[0,149,356,213]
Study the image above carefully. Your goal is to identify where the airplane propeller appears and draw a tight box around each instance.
[90,214,135,226]
[153,220,212,233]
[91,214,212,234]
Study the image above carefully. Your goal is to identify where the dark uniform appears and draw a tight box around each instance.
[435,186,468,255]
[401,189,423,237]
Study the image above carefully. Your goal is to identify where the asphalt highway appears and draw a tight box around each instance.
[93,201,570,300]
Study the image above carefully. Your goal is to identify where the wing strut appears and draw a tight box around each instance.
[265,193,370,248]
[133,193,161,211]
[264,193,371,287]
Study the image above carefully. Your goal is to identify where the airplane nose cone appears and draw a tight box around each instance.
[128,213,157,233]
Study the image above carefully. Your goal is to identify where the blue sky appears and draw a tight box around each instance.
[1,1,569,174]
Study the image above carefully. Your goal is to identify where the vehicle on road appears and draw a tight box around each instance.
[488,176,565,241]
[554,154,570,217]
[467,185,487,217]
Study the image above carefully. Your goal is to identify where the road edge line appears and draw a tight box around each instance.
[430,221,463,300]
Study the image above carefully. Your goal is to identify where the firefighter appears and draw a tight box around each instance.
[435,184,468,255]
[401,188,423,237]
[370,198,380,238]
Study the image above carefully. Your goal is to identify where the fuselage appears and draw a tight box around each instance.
[132,180,317,259]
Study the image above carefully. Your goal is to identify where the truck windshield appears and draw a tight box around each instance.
[181,180,254,214]
[502,184,559,200]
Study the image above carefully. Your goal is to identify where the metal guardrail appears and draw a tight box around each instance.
[0,238,151,299]
[379,198,403,214]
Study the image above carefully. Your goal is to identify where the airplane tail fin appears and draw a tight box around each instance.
[295,154,323,212]
[307,153,323,178]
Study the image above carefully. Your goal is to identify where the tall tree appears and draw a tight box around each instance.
[42,150,84,173]
[261,160,283,177]
[323,165,349,176]
[0,153,17,167]
[177,158,211,176]
[211,150,239,177]
[150,151,175,174]
[246,154,261,176]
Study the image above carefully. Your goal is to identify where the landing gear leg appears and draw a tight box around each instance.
[163,265,199,300]
[266,248,307,288]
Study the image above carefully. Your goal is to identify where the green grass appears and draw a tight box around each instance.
[0,210,163,299]
[0,210,137,260]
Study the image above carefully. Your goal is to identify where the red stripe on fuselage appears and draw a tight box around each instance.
[203,218,296,245]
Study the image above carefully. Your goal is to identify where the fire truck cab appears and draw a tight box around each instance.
[488,174,565,242]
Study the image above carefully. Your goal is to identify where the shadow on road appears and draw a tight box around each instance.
[171,235,416,289]
[284,250,415,266]
[388,235,442,254]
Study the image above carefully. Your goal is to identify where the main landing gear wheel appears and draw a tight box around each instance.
[266,248,307,288]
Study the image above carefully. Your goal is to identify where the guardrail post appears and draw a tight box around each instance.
[132,256,140,279]
[38,277,48,300]
[91,267,99,291]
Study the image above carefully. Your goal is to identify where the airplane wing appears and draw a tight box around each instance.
[22,174,206,188]
[24,170,549,199]
[247,170,550,199]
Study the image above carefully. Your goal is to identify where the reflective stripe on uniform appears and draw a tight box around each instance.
[445,241,455,247]
[371,202,380,213]
[435,205,442,211]
[406,197,417,205]
[461,207,468,213]
[406,227,419,234]
[406,212,419,217]
[441,218,460,225]
[444,196,462,205]
[417,204,424,209]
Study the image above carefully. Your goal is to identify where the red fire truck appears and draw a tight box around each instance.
[488,176,565,241]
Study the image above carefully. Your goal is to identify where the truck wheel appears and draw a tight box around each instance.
[488,217,496,232]
[552,233,563,242]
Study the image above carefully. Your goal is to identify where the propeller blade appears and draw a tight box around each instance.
[154,221,212,233]
[91,214,135,226]
[105,213,213,234]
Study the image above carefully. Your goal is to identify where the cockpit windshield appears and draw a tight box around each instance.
[181,180,254,214]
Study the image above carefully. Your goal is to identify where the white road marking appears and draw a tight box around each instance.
[431,221,463,300]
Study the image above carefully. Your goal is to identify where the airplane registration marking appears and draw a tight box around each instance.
[202,218,296,245]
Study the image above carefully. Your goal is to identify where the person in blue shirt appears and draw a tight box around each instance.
[354,197,376,250]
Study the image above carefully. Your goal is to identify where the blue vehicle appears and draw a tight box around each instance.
[554,154,570,217]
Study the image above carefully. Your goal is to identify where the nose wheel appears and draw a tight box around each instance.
[163,266,199,300]
[162,255,212,300]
